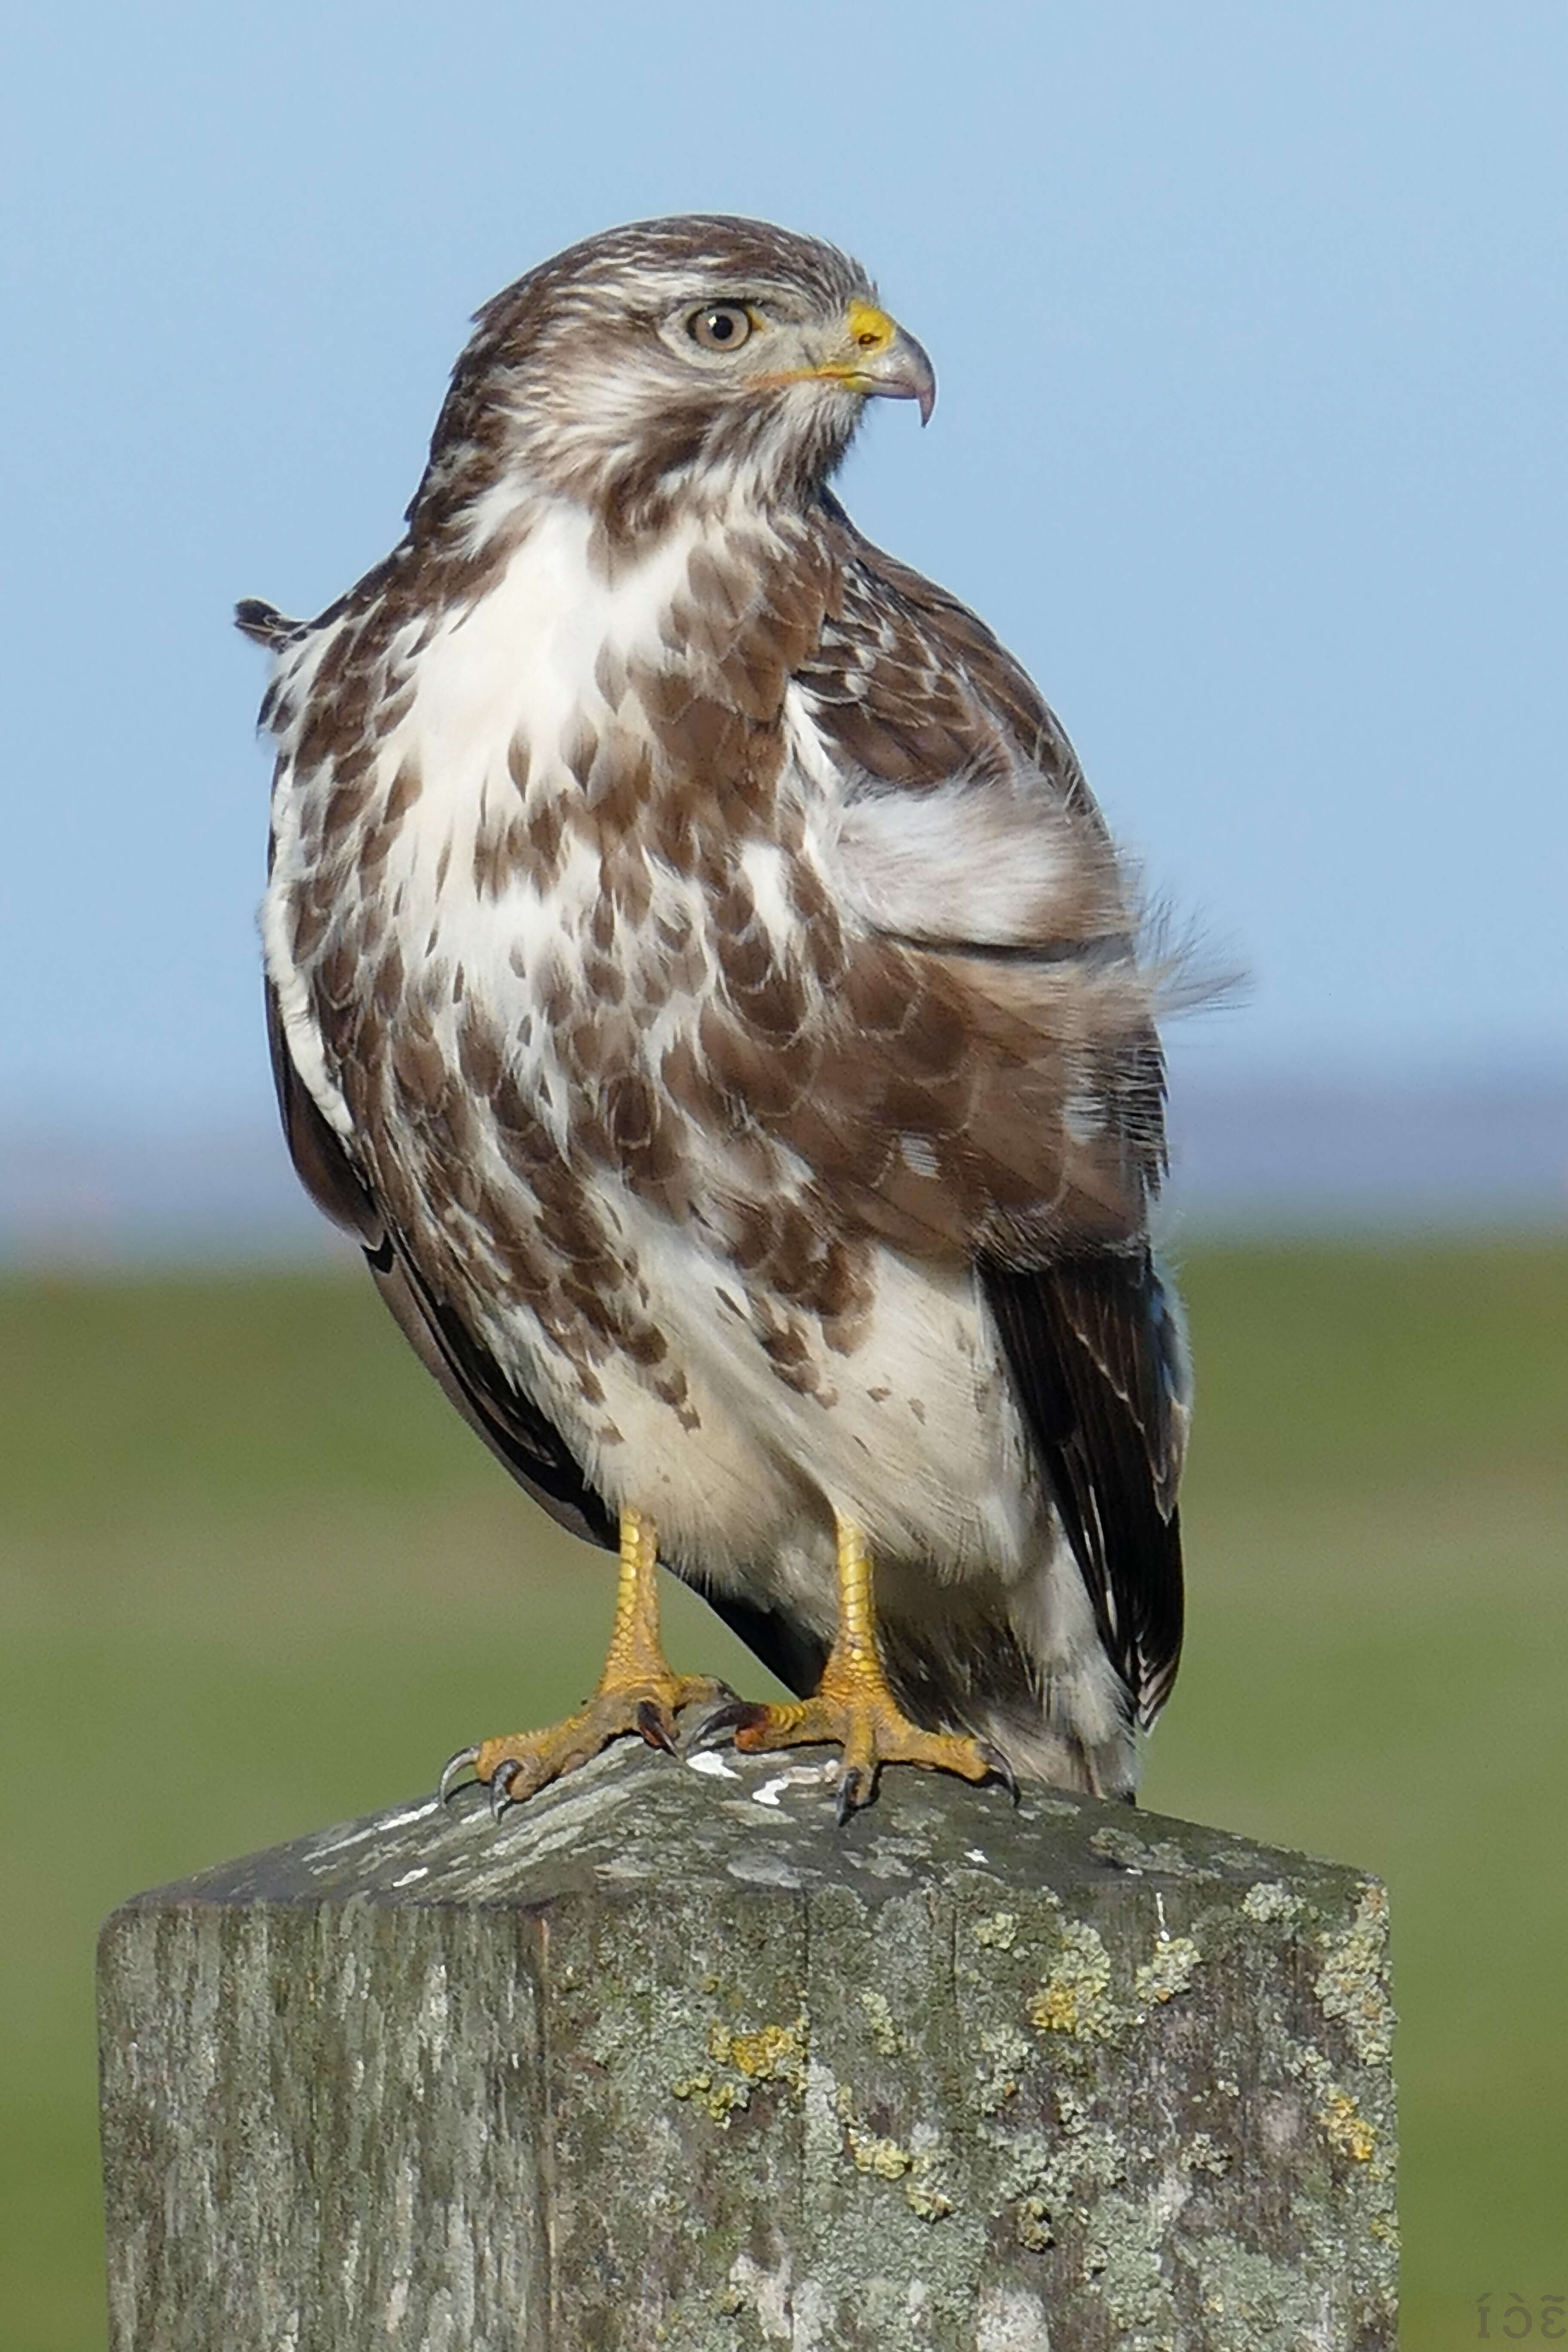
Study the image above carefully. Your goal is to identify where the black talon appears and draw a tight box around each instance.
[439,1745,481,1806]
[490,1759,523,1820]
[635,1699,678,1755]
[981,1743,1021,1806]
[836,1764,874,1825]
[689,1696,766,1748]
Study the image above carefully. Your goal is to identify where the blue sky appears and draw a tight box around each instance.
[3,0,1564,1127]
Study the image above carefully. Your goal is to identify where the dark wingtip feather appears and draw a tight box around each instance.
[983,1252,1186,1727]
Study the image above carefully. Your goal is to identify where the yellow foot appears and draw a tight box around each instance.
[731,1692,1014,1822]
[727,1511,1016,1821]
[440,1504,729,1818]
[443,1672,730,1816]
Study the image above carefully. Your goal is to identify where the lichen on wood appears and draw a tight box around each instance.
[99,1739,1397,2350]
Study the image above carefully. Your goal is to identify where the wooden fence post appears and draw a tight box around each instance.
[98,1739,1396,2350]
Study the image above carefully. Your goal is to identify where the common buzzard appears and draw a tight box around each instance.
[241,214,1189,1818]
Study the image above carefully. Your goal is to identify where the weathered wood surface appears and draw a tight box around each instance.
[99,1739,1396,2351]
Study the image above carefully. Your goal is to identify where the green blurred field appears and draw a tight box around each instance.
[2,1242,1564,2348]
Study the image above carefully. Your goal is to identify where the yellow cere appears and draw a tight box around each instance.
[846,300,897,355]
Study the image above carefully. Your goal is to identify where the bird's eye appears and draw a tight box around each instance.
[688,304,754,352]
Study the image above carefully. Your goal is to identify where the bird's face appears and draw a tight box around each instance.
[651,281,935,428]
[423,217,935,536]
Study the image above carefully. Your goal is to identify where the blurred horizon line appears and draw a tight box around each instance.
[2,1064,1563,1267]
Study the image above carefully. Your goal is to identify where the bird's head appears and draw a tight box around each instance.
[411,215,935,545]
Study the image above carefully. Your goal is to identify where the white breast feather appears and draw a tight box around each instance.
[262,502,1122,1778]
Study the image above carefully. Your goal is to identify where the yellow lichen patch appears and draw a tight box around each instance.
[1014,2196,1055,2251]
[1026,1920,1118,2040]
[976,2024,1031,2116]
[1315,1883,1396,2065]
[1319,2087,1377,2163]
[1134,1935,1201,2008]
[833,2088,954,2220]
[669,2069,744,2126]
[972,1911,1019,1951]
[707,2016,808,2092]
[845,2120,910,2181]
[671,2015,808,2128]
[1287,2035,1396,2196]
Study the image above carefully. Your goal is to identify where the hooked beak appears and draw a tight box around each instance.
[816,300,937,425]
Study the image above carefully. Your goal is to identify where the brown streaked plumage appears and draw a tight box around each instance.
[248,214,1191,1813]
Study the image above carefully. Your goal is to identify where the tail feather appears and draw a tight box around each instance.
[235,597,303,649]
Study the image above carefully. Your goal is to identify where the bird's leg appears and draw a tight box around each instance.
[730,1513,1009,1819]
[443,1507,729,1814]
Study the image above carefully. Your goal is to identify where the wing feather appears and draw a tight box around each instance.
[266,980,615,1550]
[793,514,1188,1722]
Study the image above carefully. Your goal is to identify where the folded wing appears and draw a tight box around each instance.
[793,511,1187,1722]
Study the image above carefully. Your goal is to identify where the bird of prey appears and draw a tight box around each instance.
[241,214,1189,1819]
